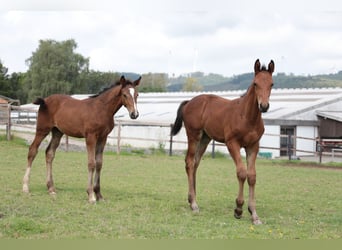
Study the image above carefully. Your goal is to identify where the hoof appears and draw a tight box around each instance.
[22,184,29,193]
[234,213,242,219]
[253,219,262,225]
[88,192,97,204]
[88,198,97,204]
[234,208,243,219]
[190,203,199,212]
[96,193,104,201]
[48,187,56,195]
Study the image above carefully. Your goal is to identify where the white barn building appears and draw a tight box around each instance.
[15,87,342,159]
[106,87,342,158]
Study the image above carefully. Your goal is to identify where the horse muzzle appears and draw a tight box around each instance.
[130,111,139,119]
[258,103,270,113]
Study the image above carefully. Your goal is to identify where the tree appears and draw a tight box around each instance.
[78,70,121,94]
[23,39,89,102]
[140,73,168,92]
[0,60,10,96]
[0,60,26,103]
[182,76,203,92]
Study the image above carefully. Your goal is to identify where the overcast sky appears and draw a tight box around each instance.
[1,0,342,77]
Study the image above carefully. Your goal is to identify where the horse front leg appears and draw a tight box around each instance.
[94,138,107,201]
[86,136,97,203]
[227,141,247,220]
[246,143,262,225]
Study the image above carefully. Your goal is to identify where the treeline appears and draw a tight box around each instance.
[1,39,342,105]
[0,39,170,104]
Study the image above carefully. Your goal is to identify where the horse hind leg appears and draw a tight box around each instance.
[45,128,63,194]
[186,132,211,212]
[23,130,50,193]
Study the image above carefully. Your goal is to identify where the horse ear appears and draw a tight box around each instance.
[268,60,275,74]
[254,59,261,75]
[134,76,142,86]
[120,75,126,85]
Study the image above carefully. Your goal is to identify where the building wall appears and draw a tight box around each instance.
[296,126,318,156]
[260,125,280,158]
[107,122,293,158]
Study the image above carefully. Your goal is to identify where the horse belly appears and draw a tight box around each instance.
[55,120,85,138]
[53,109,87,138]
[203,120,226,143]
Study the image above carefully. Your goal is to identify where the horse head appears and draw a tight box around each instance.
[119,75,141,119]
[253,59,275,113]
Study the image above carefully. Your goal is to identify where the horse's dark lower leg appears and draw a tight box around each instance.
[94,140,106,201]
[23,131,49,193]
[45,128,63,194]
[227,142,247,219]
[234,166,247,219]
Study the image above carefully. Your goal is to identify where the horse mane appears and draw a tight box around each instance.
[260,65,267,71]
[240,86,250,97]
[89,79,133,98]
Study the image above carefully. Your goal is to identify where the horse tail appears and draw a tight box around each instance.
[171,100,189,136]
[33,97,45,106]
[33,98,47,111]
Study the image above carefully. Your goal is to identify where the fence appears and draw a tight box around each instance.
[0,104,11,140]
[108,121,342,163]
[2,107,342,163]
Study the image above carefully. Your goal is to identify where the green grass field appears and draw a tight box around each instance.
[0,137,341,239]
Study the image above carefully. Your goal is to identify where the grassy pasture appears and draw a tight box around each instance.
[0,137,341,239]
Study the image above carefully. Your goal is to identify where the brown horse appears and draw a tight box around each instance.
[171,59,274,224]
[22,75,141,203]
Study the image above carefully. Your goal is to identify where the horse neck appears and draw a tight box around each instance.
[97,85,123,115]
[241,84,261,122]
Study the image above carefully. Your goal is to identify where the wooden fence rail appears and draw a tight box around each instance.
[1,107,342,164]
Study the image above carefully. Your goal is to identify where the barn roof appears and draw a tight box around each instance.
[316,110,342,123]
[112,87,342,124]
[20,87,342,125]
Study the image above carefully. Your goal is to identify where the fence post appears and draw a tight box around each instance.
[169,124,173,156]
[117,122,121,155]
[318,138,322,164]
[211,140,215,158]
[287,134,292,160]
[6,104,11,140]
[65,135,69,152]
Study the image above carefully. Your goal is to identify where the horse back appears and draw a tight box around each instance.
[182,94,264,145]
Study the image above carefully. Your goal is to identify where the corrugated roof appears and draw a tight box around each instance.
[316,110,342,122]
[19,88,342,124]
[114,87,342,123]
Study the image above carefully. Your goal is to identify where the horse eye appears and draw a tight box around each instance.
[254,83,257,87]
